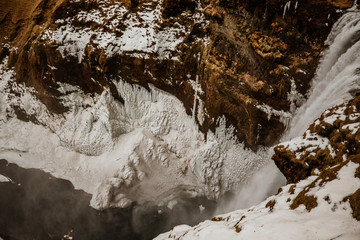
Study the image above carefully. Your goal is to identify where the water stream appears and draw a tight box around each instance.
[285,8,360,140]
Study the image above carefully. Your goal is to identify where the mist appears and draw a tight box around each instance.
[215,160,286,215]
[0,159,218,240]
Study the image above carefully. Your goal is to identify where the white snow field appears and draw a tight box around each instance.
[155,162,360,240]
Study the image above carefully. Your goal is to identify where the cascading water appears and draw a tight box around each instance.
[285,7,360,140]
[214,4,360,218]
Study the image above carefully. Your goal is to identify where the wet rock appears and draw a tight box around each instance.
[162,0,196,18]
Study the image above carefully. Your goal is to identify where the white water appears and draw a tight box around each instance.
[285,9,360,140]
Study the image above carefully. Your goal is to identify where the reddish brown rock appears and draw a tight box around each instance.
[273,95,360,183]
[349,189,360,221]
[0,0,356,149]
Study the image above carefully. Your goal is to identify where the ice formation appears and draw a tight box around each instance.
[154,8,360,240]
[0,54,272,209]
[0,175,10,183]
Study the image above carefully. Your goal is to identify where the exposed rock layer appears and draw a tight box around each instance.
[273,94,360,221]
[0,0,355,149]
[273,95,360,183]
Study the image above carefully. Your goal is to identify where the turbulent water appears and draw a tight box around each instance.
[285,7,360,140]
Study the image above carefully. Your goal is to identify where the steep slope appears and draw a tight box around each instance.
[274,97,360,184]
[154,6,360,239]
[155,160,360,240]
[0,0,354,149]
[154,55,360,240]
[0,0,358,237]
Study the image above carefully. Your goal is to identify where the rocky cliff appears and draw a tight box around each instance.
[0,0,359,239]
[154,4,360,238]
[156,91,360,240]
[0,0,354,149]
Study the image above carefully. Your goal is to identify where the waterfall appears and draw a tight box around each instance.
[217,6,360,215]
[284,9,360,140]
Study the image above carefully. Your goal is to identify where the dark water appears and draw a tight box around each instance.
[0,159,216,240]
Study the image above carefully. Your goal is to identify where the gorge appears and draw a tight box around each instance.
[0,0,359,239]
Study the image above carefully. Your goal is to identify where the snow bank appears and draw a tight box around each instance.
[155,162,360,240]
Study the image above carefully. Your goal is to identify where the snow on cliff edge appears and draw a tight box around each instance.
[0,56,282,209]
[155,161,360,240]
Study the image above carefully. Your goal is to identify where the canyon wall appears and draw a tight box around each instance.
[0,0,354,149]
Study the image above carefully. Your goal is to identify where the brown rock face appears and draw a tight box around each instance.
[272,94,360,221]
[162,0,196,18]
[349,189,360,221]
[0,0,355,149]
[273,95,360,183]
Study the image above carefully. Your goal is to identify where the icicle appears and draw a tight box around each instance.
[283,1,291,19]
[192,74,199,123]
[349,0,358,10]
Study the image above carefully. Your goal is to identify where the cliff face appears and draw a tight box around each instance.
[273,96,360,183]
[0,0,354,149]
[273,95,360,219]
[155,90,360,240]
[1,0,360,239]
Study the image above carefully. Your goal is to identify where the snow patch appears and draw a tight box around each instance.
[0,174,10,183]
[342,122,360,134]
[281,130,336,159]
[256,104,292,127]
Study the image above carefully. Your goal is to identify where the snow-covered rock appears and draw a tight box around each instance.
[155,160,360,240]
[0,56,275,209]
[156,98,360,239]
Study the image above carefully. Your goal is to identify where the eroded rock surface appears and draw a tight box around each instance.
[155,95,360,240]
[273,96,360,183]
[0,0,354,149]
